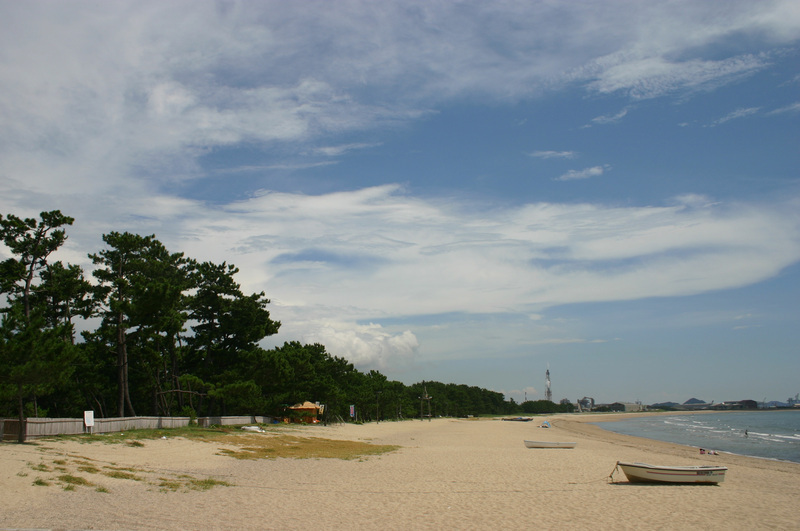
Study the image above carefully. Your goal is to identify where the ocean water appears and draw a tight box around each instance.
[596,410,800,464]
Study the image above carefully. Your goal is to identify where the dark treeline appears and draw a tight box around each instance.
[1,211,567,440]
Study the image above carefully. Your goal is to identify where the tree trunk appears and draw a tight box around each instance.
[117,315,125,417]
[17,383,26,443]
[123,346,136,417]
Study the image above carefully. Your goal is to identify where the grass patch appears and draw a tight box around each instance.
[30,423,400,493]
[105,465,139,472]
[188,477,231,491]
[42,424,400,461]
[43,424,272,446]
[216,434,399,460]
[158,478,183,492]
[58,474,92,487]
[85,425,240,445]
[103,469,140,481]
[156,475,231,492]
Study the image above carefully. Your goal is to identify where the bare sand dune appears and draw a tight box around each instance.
[1,414,798,530]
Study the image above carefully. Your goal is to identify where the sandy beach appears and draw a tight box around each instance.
[1,413,798,530]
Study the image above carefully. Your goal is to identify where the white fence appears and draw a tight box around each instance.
[1,415,275,441]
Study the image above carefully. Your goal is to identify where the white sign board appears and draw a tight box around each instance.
[84,410,94,427]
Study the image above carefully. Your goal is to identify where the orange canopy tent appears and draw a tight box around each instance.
[286,401,322,423]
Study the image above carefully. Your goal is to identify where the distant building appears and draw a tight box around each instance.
[681,401,714,410]
[711,400,758,410]
[608,402,646,412]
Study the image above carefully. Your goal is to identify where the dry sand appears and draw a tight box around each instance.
[1,413,798,530]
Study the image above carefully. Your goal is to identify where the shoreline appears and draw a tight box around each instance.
[555,410,800,467]
[2,414,799,529]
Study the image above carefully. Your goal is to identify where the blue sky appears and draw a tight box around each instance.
[1,1,799,405]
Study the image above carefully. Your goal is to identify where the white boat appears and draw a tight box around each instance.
[615,461,727,484]
[524,440,576,449]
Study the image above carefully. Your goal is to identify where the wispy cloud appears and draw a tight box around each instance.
[529,150,577,159]
[215,161,339,174]
[588,109,628,126]
[110,183,800,320]
[2,1,796,188]
[555,165,610,181]
[710,107,761,126]
[767,102,800,115]
[584,54,770,100]
[313,143,382,157]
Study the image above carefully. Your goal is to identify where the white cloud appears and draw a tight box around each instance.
[584,55,769,99]
[2,1,797,182]
[555,165,609,181]
[115,185,800,323]
[711,107,761,126]
[2,1,800,376]
[767,102,800,115]
[313,143,382,157]
[0,2,794,210]
[529,150,577,159]
[215,161,339,173]
[589,108,628,126]
[5,182,800,371]
[298,322,419,370]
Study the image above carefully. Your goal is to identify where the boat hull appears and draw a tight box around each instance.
[616,461,726,484]
[524,440,576,449]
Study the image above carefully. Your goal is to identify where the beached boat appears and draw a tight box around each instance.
[523,440,576,449]
[615,461,727,484]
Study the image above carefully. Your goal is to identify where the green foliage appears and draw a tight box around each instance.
[404,381,517,418]
[0,210,74,318]
[519,399,573,414]
[0,211,80,438]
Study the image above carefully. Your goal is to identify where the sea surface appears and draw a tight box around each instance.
[596,410,800,464]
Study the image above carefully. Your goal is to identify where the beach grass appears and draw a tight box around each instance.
[215,433,399,460]
[43,424,400,460]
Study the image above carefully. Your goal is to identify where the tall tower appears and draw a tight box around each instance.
[545,368,552,402]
